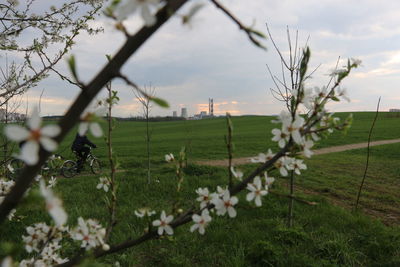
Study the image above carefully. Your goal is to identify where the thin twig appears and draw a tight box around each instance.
[105,81,118,242]
[355,97,381,211]
[0,0,189,226]
[225,113,233,189]
[269,190,318,206]
[287,170,295,227]
[210,0,266,49]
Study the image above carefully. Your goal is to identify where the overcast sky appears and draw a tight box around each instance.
[18,0,400,117]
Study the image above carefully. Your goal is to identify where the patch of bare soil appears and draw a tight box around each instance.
[195,138,400,167]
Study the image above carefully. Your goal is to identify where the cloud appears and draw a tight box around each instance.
[5,0,400,117]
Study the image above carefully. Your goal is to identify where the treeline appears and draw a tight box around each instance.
[116,116,186,122]
[42,116,187,122]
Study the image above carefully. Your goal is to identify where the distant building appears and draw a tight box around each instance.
[389,109,400,112]
[173,111,177,117]
[181,108,188,119]
[200,111,207,117]
[209,98,214,117]
[0,108,26,122]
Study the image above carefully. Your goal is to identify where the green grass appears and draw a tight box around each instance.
[53,111,400,167]
[1,112,400,265]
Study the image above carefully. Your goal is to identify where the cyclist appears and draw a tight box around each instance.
[71,133,97,173]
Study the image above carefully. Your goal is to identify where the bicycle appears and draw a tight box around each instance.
[61,147,101,178]
[6,154,64,180]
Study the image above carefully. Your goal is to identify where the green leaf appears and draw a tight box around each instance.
[226,112,233,131]
[67,55,79,82]
[150,97,169,108]
[251,29,267,39]
[299,47,311,80]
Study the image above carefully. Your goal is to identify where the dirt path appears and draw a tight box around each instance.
[195,138,400,167]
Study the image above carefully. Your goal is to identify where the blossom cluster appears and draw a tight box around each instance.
[21,223,68,265]
[0,179,16,220]
[20,217,109,265]
[70,217,109,251]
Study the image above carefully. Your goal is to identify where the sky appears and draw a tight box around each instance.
[8,0,400,117]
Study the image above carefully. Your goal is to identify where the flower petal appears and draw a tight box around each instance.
[40,137,58,152]
[141,5,156,26]
[255,196,262,207]
[28,107,41,130]
[190,223,199,233]
[157,227,163,235]
[5,125,29,141]
[20,141,39,165]
[164,225,174,235]
[227,207,237,218]
[246,192,255,202]
[89,122,103,137]
[78,122,89,136]
[41,125,61,137]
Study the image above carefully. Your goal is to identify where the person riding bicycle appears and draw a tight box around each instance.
[71,133,96,173]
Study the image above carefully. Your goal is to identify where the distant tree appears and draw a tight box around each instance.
[0,0,104,103]
[133,84,156,184]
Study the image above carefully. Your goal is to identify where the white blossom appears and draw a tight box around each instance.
[134,207,156,218]
[71,217,108,250]
[287,158,307,175]
[272,110,292,124]
[5,107,60,165]
[116,0,159,26]
[40,180,67,226]
[274,157,289,177]
[19,259,36,267]
[337,87,350,102]
[309,126,320,141]
[79,107,105,137]
[251,149,274,163]
[190,209,212,235]
[0,257,13,267]
[210,185,228,201]
[351,58,362,66]
[230,166,243,181]
[314,86,329,98]
[96,177,110,192]
[271,128,289,148]
[165,153,174,162]
[251,152,267,163]
[6,164,14,174]
[0,179,14,195]
[302,87,315,109]
[39,241,68,266]
[196,187,211,209]
[22,222,51,253]
[47,176,57,188]
[264,172,275,189]
[282,114,304,145]
[246,176,268,207]
[301,139,314,158]
[212,190,238,218]
[152,211,174,235]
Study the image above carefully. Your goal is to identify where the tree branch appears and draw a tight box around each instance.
[0,0,190,225]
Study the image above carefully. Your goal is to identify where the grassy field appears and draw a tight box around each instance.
[1,111,400,265]
[55,111,400,165]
